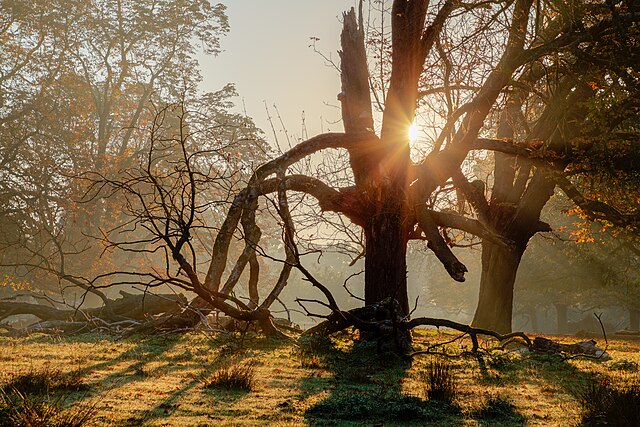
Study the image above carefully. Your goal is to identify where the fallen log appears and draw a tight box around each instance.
[0,291,188,335]
[531,337,609,358]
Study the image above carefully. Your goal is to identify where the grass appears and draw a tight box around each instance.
[0,390,96,427]
[473,396,527,425]
[2,365,88,395]
[204,363,256,391]
[421,360,457,403]
[0,365,94,427]
[575,376,640,426]
[0,329,638,425]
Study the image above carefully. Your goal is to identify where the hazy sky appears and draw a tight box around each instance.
[200,1,359,146]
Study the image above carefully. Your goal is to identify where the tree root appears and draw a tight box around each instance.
[301,298,608,359]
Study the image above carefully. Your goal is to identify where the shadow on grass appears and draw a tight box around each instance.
[0,332,187,426]
[524,351,605,394]
[472,396,527,426]
[300,334,464,426]
[473,347,605,391]
[129,333,289,426]
[0,332,290,425]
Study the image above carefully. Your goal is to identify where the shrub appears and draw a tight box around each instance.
[577,377,640,426]
[421,360,457,403]
[204,363,256,391]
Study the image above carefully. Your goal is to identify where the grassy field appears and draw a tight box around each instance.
[0,329,638,426]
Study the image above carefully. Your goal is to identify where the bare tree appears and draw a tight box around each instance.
[199,0,639,338]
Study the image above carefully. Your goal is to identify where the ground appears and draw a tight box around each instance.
[0,329,638,426]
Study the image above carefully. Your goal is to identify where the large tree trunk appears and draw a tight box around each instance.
[338,5,412,316]
[472,241,523,334]
[364,210,409,315]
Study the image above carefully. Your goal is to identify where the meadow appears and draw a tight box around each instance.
[0,329,638,426]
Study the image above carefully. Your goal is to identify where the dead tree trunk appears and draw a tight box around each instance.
[0,292,188,334]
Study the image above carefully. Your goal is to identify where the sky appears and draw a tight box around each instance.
[199,1,360,146]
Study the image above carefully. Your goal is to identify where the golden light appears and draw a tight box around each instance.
[409,123,419,142]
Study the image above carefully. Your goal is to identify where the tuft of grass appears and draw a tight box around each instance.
[0,389,95,427]
[576,377,640,426]
[487,352,515,371]
[2,366,88,396]
[204,363,256,391]
[421,360,457,404]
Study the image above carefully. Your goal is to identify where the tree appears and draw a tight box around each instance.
[4,0,637,342]
[471,1,640,332]
[0,91,269,334]
[197,0,639,338]
[0,0,256,328]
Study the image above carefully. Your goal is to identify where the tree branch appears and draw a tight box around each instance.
[556,175,639,229]
[414,205,468,282]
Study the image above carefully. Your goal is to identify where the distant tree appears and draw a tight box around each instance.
[0,1,246,302]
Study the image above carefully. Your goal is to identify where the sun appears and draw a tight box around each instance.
[409,123,419,142]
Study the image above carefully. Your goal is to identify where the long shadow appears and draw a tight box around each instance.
[3,331,293,424]
[131,333,291,425]
[472,348,606,426]
[472,395,528,426]
[300,335,465,426]
[60,333,187,407]
[473,345,606,388]
[523,350,605,394]
[0,332,190,426]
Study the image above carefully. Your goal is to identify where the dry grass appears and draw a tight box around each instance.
[204,363,256,391]
[0,390,96,427]
[2,366,88,395]
[575,376,640,426]
[0,330,638,426]
[421,360,457,403]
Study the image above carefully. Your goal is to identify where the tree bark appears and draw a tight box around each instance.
[364,210,409,315]
[0,292,186,323]
[471,241,523,334]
